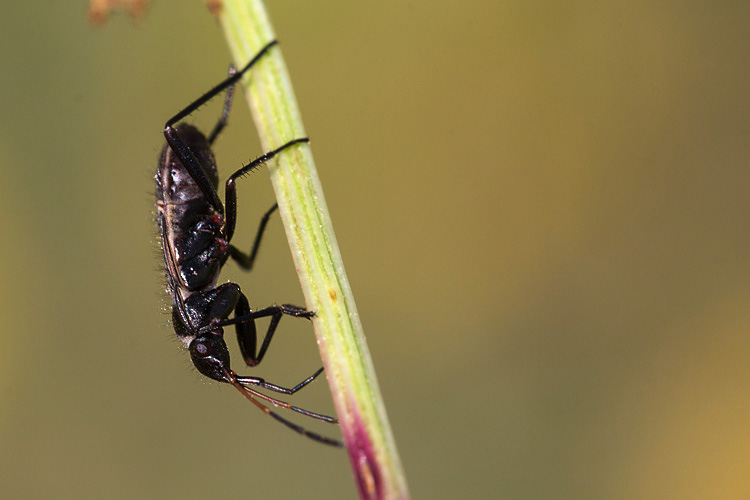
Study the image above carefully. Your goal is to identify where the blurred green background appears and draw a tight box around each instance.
[1,1,749,498]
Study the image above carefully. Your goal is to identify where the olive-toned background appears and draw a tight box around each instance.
[1,1,749,499]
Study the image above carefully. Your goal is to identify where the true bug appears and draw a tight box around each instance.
[156,40,341,447]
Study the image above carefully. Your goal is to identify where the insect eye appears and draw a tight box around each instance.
[193,340,211,358]
[189,336,229,381]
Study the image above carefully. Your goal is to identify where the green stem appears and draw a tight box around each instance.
[215,1,410,499]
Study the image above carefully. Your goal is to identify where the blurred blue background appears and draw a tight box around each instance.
[1,1,749,498]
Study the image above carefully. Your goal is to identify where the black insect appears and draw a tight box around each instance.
[155,40,341,447]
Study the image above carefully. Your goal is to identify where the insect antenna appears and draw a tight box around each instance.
[224,370,343,447]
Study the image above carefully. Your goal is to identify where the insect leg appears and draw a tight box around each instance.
[229,294,313,366]
[223,138,309,243]
[165,40,278,129]
[220,303,314,367]
[207,65,237,145]
[228,203,278,270]
[163,40,280,214]
[231,291,259,365]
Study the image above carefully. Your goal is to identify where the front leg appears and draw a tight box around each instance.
[221,301,314,367]
[230,291,258,366]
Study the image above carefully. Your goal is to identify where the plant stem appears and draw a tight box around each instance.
[214,1,410,499]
